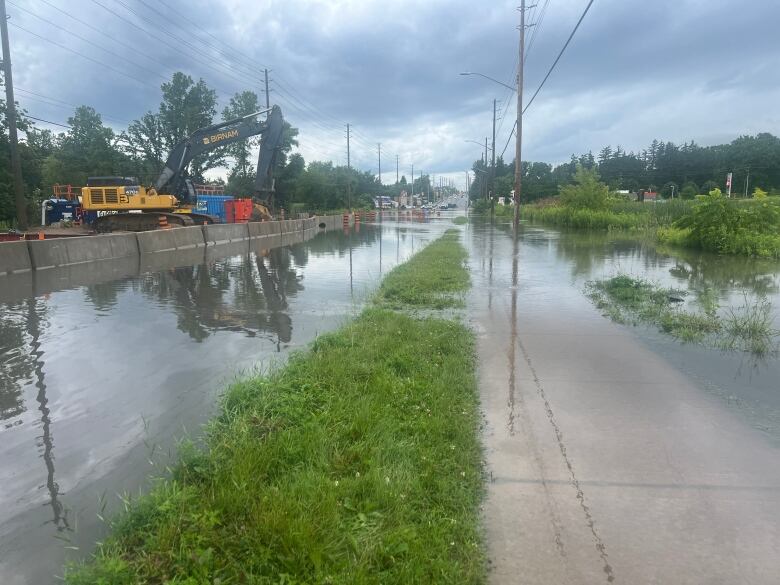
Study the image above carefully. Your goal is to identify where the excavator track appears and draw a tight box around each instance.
[93,212,196,233]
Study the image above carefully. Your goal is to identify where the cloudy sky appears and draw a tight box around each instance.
[9,0,780,188]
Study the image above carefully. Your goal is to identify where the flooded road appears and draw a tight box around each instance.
[470,219,780,584]
[3,213,779,583]
[0,221,445,584]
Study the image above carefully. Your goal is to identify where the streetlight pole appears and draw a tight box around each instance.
[514,0,527,229]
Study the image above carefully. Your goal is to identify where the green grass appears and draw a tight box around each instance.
[522,204,652,230]
[376,229,470,309]
[66,231,484,584]
[452,216,468,225]
[587,274,779,356]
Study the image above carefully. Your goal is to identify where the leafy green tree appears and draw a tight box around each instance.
[559,165,610,210]
[223,91,260,176]
[681,182,699,199]
[126,72,219,185]
[48,106,128,187]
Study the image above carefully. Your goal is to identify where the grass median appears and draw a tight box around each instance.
[375,229,469,309]
[66,230,484,584]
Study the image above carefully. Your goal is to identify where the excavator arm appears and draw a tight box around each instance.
[154,105,285,210]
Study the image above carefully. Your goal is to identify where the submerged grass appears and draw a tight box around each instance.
[66,231,484,584]
[452,216,468,225]
[376,229,470,309]
[587,274,779,356]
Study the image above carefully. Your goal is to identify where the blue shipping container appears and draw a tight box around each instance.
[195,195,234,223]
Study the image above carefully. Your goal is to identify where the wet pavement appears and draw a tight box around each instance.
[0,220,446,585]
[469,220,780,584]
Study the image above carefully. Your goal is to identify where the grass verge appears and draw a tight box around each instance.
[66,231,484,584]
[375,229,469,309]
[587,274,779,356]
[453,216,468,225]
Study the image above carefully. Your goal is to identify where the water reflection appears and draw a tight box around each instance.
[27,298,70,532]
[0,305,32,425]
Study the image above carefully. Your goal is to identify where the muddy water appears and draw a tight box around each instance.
[468,218,780,583]
[0,221,447,585]
[523,224,780,440]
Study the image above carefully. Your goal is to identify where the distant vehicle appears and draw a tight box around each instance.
[439,204,448,210]
[448,203,457,209]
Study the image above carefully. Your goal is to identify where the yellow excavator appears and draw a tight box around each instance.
[82,105,285,232]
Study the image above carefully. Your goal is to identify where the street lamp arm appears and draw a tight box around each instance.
[465,139,493,150]
[459,71,516,92]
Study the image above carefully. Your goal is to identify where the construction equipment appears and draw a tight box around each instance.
[82,105,284,232]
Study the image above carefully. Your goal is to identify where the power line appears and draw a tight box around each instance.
[9,1,168,81]
[525,0,595,113]
[9,22,155,88]
[500,0,596,159]
[155,0,270,72]
[33,0,185,74]
[86,0,255,93]
[16,87,132,125]
[25,114,71,128]
[133,0,269,76]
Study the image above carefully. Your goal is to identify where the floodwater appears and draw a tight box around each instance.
[469,218,780,584]
[2,212,779,583]
[0,220,446,584]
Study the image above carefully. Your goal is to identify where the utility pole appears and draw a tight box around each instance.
[377,143,381,185]
[491,98,497,199]
[395,154,399,184]
[262,68,272,113]
[411,163,414,206]
[745,166,750,198]
[346,123,351,210]
[0,0,27,230]
[484,137,489,200]
[514,0,528,229]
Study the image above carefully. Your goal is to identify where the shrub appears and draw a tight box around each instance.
[559,166,611,210]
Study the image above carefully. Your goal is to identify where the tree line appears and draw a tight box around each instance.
[470,133,780,202]
[0,71,435,225]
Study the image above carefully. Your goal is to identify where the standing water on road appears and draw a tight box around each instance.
[470,217,780,584]
[0,221,447,585]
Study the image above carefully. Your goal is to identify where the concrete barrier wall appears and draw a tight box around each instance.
[1,216,343,278]
[137,226,206,254]
[248,222,276,238]
[0,241,33,275]
[28,233,138,270]
[203,223,250,245]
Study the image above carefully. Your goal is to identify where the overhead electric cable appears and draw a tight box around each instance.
[500,0,595,158]
[9,1,168,81]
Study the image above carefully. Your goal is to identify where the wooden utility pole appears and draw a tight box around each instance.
[396,154,399,183]
[491,98,496,199]
[411,163,414,205]
[377,143,381,184]
[514,0,527,229]
[346,123,351,210]
[0,0,27,230]
[263,68,272,114]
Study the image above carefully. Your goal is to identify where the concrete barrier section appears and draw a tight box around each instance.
[0,240,32,275]
[250,233,283,253]
[248,221,276,238]
[203,223,249,245]
[28,233,137,270]
[137,226,205,254]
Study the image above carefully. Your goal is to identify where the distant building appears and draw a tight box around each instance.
[637,190,658,202]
